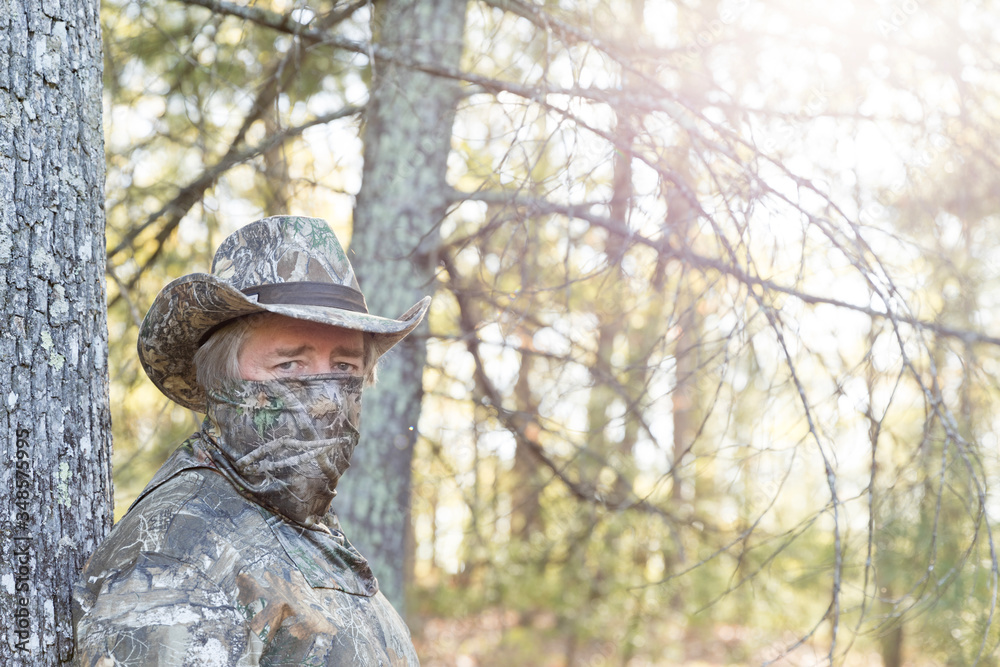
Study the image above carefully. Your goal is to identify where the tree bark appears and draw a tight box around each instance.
[0,0,111,664]
[335,0,467,614]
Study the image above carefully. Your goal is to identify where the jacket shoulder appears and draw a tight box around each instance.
[79,470,266,594]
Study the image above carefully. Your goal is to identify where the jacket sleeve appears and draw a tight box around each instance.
[74,551,259,667]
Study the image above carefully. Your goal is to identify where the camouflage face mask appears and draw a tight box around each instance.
[204,373,363,529]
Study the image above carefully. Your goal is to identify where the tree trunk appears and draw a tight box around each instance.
[335,0,467,613]
[0,0,111,664]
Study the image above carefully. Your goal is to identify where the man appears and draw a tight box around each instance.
[73,216,429,666]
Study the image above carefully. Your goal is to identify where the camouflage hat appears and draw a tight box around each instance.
[138,216,430,411]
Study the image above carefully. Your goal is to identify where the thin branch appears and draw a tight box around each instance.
[456,188,1000,348]
[176,0,368,51]
[441,250,683,523]
[107,104,363,304]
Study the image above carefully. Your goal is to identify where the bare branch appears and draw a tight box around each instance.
[107,103,363,303]
[456,188,1000,349]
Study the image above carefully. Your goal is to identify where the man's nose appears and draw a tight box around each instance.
[310,360,335,375]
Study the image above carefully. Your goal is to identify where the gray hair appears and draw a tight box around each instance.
[193,313,378,391]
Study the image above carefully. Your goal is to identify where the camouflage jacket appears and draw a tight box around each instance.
[72,433,420,666]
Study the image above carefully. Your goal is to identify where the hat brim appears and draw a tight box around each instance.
[138,273,430,411]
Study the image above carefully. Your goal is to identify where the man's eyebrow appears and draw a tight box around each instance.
[330,344,364,360]
[271,344,313,358]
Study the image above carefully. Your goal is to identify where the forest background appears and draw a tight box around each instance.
[94,0,1000,665]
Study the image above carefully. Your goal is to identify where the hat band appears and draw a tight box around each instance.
[242,282,369,313]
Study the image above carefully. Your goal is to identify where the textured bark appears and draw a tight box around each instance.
[0,0,111,664]
[335,0,467,613]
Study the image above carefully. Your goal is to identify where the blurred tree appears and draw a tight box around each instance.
[0,0,111,664]
[336,0,469,613]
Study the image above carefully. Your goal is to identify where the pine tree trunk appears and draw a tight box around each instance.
[335,0,467,614]
[0,0,111,664]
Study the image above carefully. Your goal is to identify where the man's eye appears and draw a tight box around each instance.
[335,362,358,373]
[275,361,300,372]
